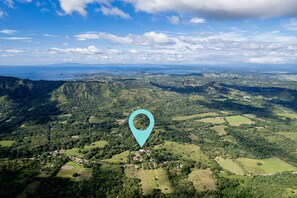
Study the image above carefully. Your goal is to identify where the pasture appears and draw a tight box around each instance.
[154,141,209,163]
[197,117,225,125]
[211,125,227,136]
[173,112,218,121]
[0,140,15,147]
[101,150,130,164]
[215,157,245,175]
[64,140,108,158]
[125,167,173,195]
[56,161,92,181]
[278,132,297,142]
[225,115,254,126]
[188,169,216,191]
[237,157,297,175]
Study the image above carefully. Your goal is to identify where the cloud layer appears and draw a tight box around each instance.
[124,0,297,19]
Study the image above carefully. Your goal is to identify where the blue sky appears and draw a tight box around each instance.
[0,0,297,65]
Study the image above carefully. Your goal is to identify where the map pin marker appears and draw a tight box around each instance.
[129,109,155,148]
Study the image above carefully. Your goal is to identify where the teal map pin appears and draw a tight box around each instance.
[129,109,155,148]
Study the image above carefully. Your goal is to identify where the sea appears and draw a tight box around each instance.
[0,64,296,81]
[0,65,208,81]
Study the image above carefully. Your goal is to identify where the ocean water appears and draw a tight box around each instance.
[0,65,205,81]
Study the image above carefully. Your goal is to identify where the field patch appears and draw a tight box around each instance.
[278,132,297,142]
[223,135,237,144]
[101,150,130,164]
[154,141,209,163]
[197,117,225,125]
[215,157,245,175]
[188,169,216,191]
[0,140,15,147]
[56,161,92,181]
[125,167,173,195]
[173,112,218,121]
[225,115,254,126]
[277,114,297,119]
[211,125,227,136]
[65,140,108,158]
[237,157,297,175]
[88,116,101,123]
[216,157,297,175]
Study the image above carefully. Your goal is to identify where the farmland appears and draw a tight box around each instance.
[125,167,173,195]
[225,115,254,126]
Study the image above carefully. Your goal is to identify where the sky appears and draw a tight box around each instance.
[0,0,297,66]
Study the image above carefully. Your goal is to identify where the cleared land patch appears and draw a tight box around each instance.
[173,112,218,121]
[101,150,130,164]
[125,167,173,195]
[88,116,101,123]
[188,169,216,191]
[216,157,297,175]
[0,140,15,147]
[223,135,237,144]
[197,117,225,125]
[154,141,209,163]
[215,157,245,175]
[65,140,108,158]
[56,161,92,181]
[277,113,297,119]
[225,115,254,126]
[237,157,297,175]
[211,125,227,136]
[278,132,297,142]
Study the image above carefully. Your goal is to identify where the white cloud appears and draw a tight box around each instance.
[2,49,24,53]
[3,0,14,8]
[75,32,133,43]
[124,0,297,19]
[100,6,130,19]
[247,56,286,64]
[50,45,102,55]
[3,0,32,8]
[0,10,5,19]
[0,37,30,40]
[58,0,101,16]
[189,17,206,24]
[0,29,18,35]
[167,15,181,25]
[140,31,176,45]
[75,31,176,46]
[283,18,297,31]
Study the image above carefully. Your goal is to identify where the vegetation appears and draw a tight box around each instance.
[225,115,254,126]
[1,72,297,197]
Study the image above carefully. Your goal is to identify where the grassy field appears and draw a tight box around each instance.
[237,157,297,175]
[216,157,297,175]
[223,135,237,144]
[0,140,15,147]
[64,140,108,158]
[173,112,218,121]
[101,150,130,164]
[215,157,245,175]
[196,117,225,125]
[84,140,108,149]
[277,113,297,119]
[88,116,101,123]
[154,141,209,163]
[125,167,173,195]
[278,132,297,142]
[211,125,227,136]
[225,115,254,126]
[188,168,216,191]
[56,161,92,181]
[243,114,257,119]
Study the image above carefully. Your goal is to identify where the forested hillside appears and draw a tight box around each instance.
[0,73,297,198]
